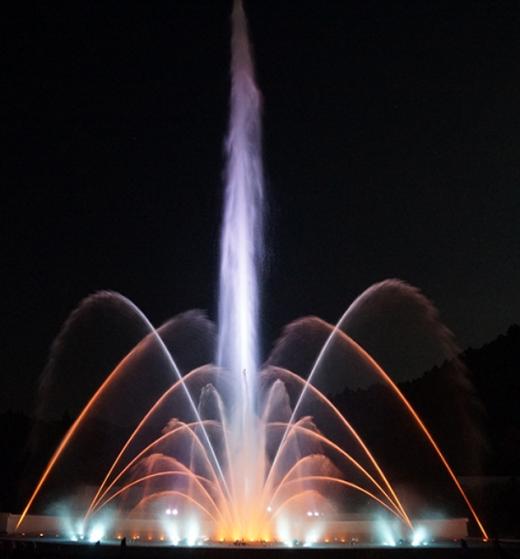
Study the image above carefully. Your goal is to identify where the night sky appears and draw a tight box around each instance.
[2,1,520,414]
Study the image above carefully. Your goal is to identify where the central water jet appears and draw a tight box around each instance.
[216,0,265,539]
[217,0,263,406]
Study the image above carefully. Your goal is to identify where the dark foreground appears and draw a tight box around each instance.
[1,539,520,559]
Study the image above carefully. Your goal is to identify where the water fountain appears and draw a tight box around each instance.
[10,0,488,547]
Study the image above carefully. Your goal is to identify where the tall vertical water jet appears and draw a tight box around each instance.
[217,0,265,538]
[217,0,263,404]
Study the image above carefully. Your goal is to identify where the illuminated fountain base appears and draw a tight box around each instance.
[3,513,468,546]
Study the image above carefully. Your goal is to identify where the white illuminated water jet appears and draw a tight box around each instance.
[216,0,265,537]
[217,0,263,403]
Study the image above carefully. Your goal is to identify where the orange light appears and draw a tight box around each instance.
[16,341,150,530]
[85,366,211,519]
[340,331,490,541]
[268,423,408,523]
[266,368,412,527]
[88,419,228,523]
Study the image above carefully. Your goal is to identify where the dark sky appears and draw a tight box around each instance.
[2,1,520,413]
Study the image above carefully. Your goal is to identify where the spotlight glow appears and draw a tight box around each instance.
[186,520,200,547]
[88,523,105,543]
[376,518,398,547]
[412,525,429,547]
